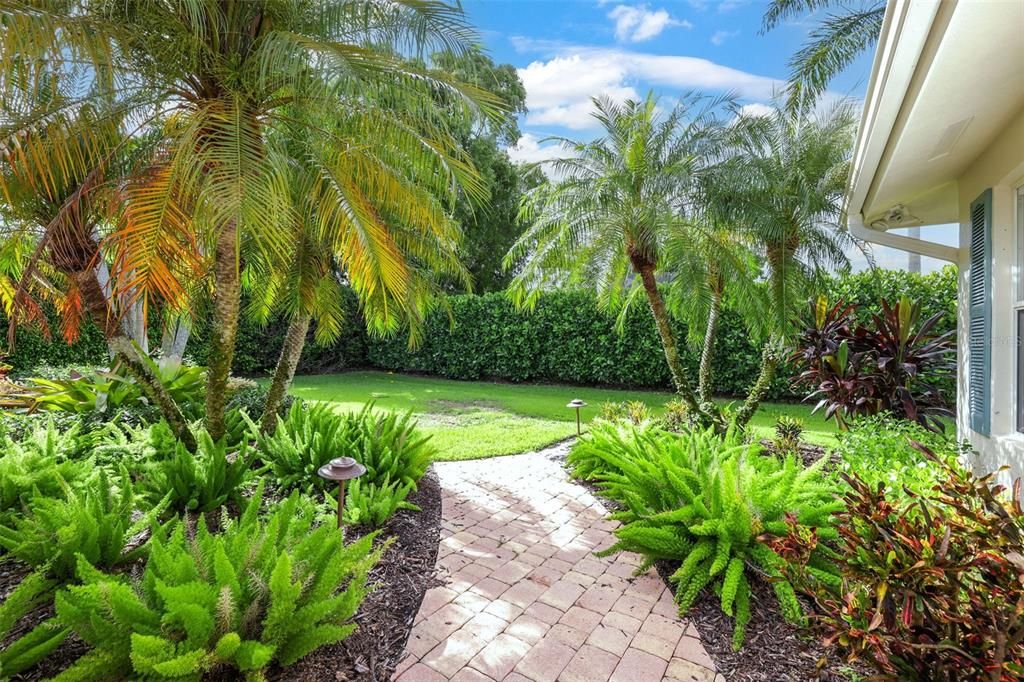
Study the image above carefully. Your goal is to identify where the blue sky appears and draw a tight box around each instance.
[462,0,958,272]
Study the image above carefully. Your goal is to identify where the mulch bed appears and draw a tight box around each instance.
[2,467,443,682]
[275,467,443,681]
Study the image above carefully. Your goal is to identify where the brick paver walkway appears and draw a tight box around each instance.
[393,451,720,682]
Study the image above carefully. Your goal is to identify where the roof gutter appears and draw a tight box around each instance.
[849,212,960,263]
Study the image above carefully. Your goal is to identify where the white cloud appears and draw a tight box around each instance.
[517,48,784,130]
[607,4,693,43]
[738,102,774,117]
[710,29,739,46]
[506,133,568,166]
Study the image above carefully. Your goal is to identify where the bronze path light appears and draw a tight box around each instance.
[317,457,366,529]
[567,399,587,436]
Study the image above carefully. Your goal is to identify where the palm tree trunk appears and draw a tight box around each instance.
[260,312,311,435]
[732,341,782,430]
[635,263,703,417]
[161,319,191,363]
[73,269,197,451]
[206,221,241,441]
[698,288,722,406]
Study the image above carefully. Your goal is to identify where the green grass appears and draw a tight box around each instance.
[286,371,838,461]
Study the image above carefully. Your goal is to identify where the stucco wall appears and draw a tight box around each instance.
[957,107,1024,487]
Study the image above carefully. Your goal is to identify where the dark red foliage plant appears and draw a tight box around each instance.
[768,446,1024,681]
[791,295,955,431]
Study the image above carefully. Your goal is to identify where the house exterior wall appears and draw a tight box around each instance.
[956,108,1024,486]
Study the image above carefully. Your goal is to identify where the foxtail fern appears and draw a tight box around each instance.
[574,423,840,648]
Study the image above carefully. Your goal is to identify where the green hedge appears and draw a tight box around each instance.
[2,266,957,402]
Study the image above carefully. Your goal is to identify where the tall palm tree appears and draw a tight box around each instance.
[762,0,885,112]
[1,0,498,439]
[716,101,857,428]
[507,93,729,421]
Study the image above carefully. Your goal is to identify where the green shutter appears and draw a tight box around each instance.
[968,189,992,435]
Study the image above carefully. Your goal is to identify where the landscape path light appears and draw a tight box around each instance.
[317,456,366,530]
[567,399,587,436]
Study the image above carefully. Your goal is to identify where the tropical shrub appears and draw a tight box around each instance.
[0,467,161,580]
[597,400,653,425]
[140,430,255,515]
[570,424,841,648]
[834,414,957,499]
[792,296,955,430]
[771,453,1024,680]
[26,359,206,420]
[260,402,433,526]
[259,402,348,492]
[0,571,68,678]
[772,415,804,454]
[342,478,421,528]
[54,486,384,680]
[659,398,690,432]
[0,420,89,521]
[225,382,295,422]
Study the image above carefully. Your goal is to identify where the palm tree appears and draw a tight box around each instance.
[507,93,729,421]
[251,122,469,433]
[1,0,498,440]
[762,0,885,112]
[663,221,767,415]
[716,102,857,428]
[0,98,197,448]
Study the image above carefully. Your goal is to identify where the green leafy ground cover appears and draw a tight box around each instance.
[285,371,838,460]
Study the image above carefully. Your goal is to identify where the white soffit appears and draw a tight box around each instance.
[864,0,1024,225]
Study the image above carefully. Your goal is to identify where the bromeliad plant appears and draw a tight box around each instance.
[770,449,1024,680]
[571,423,841,648]
[54,484,385,680]
[792,295,955,430]
[26,359,206,421]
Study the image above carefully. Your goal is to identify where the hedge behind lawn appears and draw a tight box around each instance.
[1,266,957,401]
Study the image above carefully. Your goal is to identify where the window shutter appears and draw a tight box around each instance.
[968,189,992,435]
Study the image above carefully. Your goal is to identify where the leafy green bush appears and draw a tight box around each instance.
[259,402,433,527]
[570,423,841,649]
[773,415,804,454]
[342,479,421,528]
[260,402,348,492]
[834,414,957,498]
[0,420,90,521]
[140,430,255,514]
[597,400,653,424]
[0,571,68,678]
[26,359,206,420]
[0,467,161,580]
[770,451,1024,679]
[54,485,384,680]
[225,382,295,421]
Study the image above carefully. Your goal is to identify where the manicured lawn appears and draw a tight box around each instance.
[287,371,838,461]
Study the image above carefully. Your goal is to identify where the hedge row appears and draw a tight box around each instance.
[2,266,957,401]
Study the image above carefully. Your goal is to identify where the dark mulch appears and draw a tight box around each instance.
[655,561,866,681]
[274,467,443,681]
[1,561,89,682]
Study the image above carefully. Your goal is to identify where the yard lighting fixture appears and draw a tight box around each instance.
[567,399,587,436]
[317,457,366,530]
